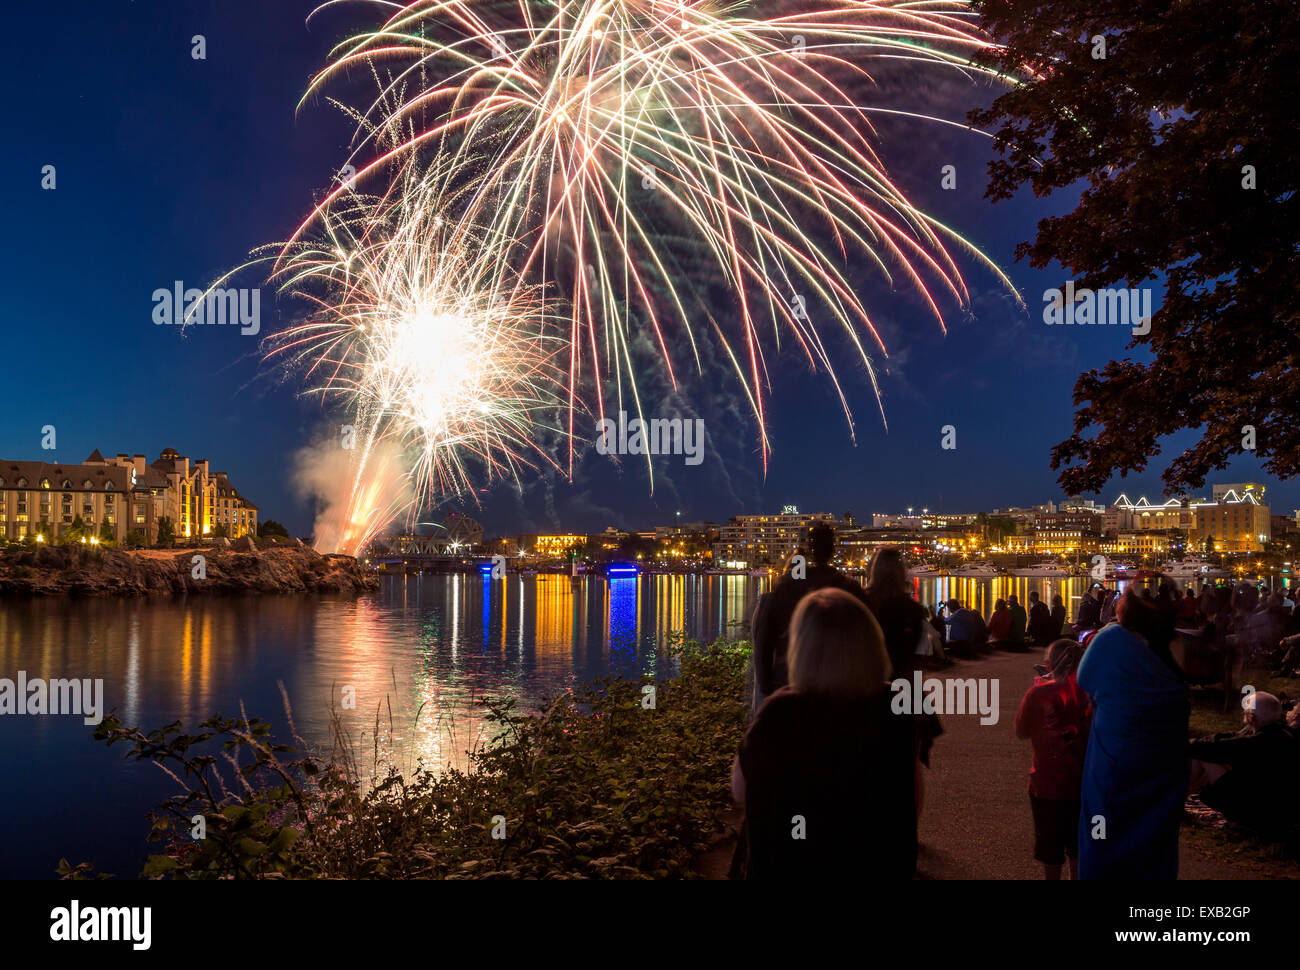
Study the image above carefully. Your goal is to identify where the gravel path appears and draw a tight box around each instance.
[915,647,1248,879]
[698,645,1256,879]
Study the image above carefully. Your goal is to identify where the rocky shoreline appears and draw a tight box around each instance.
[0,540,378,597]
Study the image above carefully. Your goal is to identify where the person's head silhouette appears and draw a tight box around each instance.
[867,545,909,596]
[808,522,836,566]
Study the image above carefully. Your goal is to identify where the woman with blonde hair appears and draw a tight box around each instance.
[731,587,917,878]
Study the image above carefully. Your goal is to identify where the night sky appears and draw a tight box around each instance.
[6,0,1294,537]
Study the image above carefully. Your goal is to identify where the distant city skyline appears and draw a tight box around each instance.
[8,433,1298,541]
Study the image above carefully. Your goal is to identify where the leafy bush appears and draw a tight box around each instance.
[66,637,751,880]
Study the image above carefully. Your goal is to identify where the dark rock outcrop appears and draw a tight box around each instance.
[0,543,378,597]
[230,535,259,555]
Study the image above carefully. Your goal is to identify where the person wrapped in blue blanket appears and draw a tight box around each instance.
[1076,588,1188,879]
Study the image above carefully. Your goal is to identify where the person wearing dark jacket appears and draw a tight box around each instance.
[733,586,916,879]
[862,547,927,675]
[1007,594,1028,649]
[1050,594,1067,640]
[862,546,944,817]
[1076,585,1104,631]
[750,523,867,709]
[1189,691,1300,837]
[1028,591,1052,645]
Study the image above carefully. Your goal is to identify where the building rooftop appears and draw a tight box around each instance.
[0,461,131,492]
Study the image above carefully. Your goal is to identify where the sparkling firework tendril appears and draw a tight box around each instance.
[303,0,1019,478]
[203,155,571,553]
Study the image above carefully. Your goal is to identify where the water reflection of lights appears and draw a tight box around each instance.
[0,574,781,786]
[607,577,640,656]
[918,576,1114,616]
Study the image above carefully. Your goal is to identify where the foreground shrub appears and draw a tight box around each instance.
[64,637,751,879]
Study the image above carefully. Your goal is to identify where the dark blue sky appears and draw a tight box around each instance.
[5,0,1294,537]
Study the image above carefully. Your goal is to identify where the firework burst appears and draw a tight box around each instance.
[304,0,1017,476]
[206,154,570,553]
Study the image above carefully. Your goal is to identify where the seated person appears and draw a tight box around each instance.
[1049,595,1067,640]
[1028,591,1053,645]
[987,599,1012,644]
[1237,604,1289,666]
[1188,691,1300,837]
[1007,594,1028,648]
[1278,633,1300,675]
[945,599,980,657]
[1075,585,1104,631]
[918,606,950,667]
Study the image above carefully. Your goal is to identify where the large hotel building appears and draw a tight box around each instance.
[0,447,258,543]
[1108,486,1271,553]
[711,509,845,567]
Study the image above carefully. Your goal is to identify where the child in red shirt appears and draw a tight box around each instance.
[1014,638,1092,879]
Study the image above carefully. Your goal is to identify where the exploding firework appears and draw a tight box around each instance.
[207,155,570,553]
[303,0,1017,473]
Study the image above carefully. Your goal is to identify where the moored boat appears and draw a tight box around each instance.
[907,564,945,577]
[951,561,1004,578]
[1162,557,1231,579]
[1011,561,1070,577]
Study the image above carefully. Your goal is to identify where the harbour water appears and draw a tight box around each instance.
[0,571,1094,877]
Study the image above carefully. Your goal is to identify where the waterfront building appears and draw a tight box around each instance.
[0,458,131,542]
[1005,527,1100,556]
[1213,482,1265,505]
[1032,510,1104,532]
[991,503,1056,524]
[1108,494,1194,534]
[0,447,257,543]
[651,522,719,560]
[1058,497,1105,513]
[519,534,586,557]
[870,511,978,529]
[710,510,842,567]
[1102,504,1132,533]
[653,520,719,540]
[1190,489,1271,553]
[841,526,978,564]
[1099,529,1182,560]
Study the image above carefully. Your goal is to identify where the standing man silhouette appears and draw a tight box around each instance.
[751,522,867,709]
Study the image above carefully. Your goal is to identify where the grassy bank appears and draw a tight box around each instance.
[63,637,751,880]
